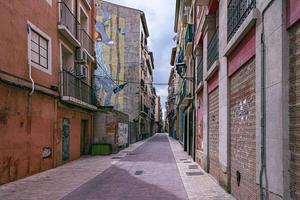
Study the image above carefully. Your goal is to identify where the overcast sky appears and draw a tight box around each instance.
[108,0,176,114]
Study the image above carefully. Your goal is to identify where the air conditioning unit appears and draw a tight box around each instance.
[75,64,88,79]
[75,48,87,63]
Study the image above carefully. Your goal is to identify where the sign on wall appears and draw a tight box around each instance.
[118,123,128,146]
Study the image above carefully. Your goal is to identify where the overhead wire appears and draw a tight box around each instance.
[94,75,181,86]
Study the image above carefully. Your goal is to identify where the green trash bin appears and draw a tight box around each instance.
[91,144,112,155]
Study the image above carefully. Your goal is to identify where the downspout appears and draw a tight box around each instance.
[260,1,274,199]
[192,18,196,160]
[27,24,35,95]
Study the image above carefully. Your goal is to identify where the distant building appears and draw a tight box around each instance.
[166,67,177,138]
[154,96,163,133]
[94,1,156,143]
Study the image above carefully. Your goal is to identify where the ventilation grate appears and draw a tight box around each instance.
[186,172,204,176]
[188,165,199,169]
[111,157,123,159]
[135,170,144,175]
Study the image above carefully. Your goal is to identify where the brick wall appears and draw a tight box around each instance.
[230,58,257,199]
[208,87,220,181]
[289,22,300,199]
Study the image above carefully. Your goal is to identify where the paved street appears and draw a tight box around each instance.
[0,134,233,200]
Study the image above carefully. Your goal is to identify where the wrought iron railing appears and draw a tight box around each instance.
[207,29,219,71]
[79,29,94,56]
[180,80,187,103]
[185,24,193,48]
[227,0,256,41]
[197,59,203,86]
[58,2,79,38]
[61,70,96,105]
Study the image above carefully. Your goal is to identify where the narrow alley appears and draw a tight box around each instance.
[1,0,300,199]
[0,134,233,200]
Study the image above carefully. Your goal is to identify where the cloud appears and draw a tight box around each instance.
[107,0,176,110]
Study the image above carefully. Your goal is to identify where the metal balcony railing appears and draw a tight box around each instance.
[180,80,187,103]
[185,24,193,48]
[61,70,96,105]
[227,0,256,41]
[207,29,219,71]
[58,2,79,38]
[79,29,94,56]
[197,59,203,85]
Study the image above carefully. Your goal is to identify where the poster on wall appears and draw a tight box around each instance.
[118,123,128,146]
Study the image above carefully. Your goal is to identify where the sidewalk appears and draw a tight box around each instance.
[168,136,235,200]
[0,140,147,200]
[0,134,235,200]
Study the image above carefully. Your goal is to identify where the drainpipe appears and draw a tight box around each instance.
[27,24,35,95]
[192,22,196,161]
[260,1,274,199]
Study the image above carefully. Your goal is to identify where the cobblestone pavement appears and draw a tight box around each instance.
[0,133,234,200]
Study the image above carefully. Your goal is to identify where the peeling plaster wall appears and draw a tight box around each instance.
[0,84,55,184]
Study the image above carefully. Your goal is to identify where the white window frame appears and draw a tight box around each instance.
[46,0,52,6]
[27,21,52,75]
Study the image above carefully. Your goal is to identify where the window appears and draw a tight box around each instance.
[28,21,52,74]
[30,30,49,69]
[46,0,52,6]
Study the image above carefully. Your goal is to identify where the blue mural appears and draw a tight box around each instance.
[94,3,115,106]
[94,2,127,108]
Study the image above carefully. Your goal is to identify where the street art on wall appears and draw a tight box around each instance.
[95,1,126,111]
[118,123,128,146]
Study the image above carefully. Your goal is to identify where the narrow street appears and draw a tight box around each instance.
[0,134,233,200]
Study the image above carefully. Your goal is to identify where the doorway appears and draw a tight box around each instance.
[62,118,70,161]
[184,113,188,151]
[80,120,89,155]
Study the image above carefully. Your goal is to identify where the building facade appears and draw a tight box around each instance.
[166,67,177,138]
[171,0,300,199]
[0,0,96,184]
[94,1,156,143]
[154,96,162,133]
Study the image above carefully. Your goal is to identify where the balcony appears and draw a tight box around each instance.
[207,29,219,71]
[185,24,193,56]
[175,48,186,76]
[61,70,97,110]
[180,80,192,107]
[197,59,203,86]
[58,2,80,47]
[180,80,187,103]
[141,104,149,116]
[79,29,94,60]
[227,0,256,41]
[83,0,92,9]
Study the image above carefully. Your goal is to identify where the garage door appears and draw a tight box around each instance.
[208,88,220,181]
[230,58,257,199]
[289,22,300,199]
